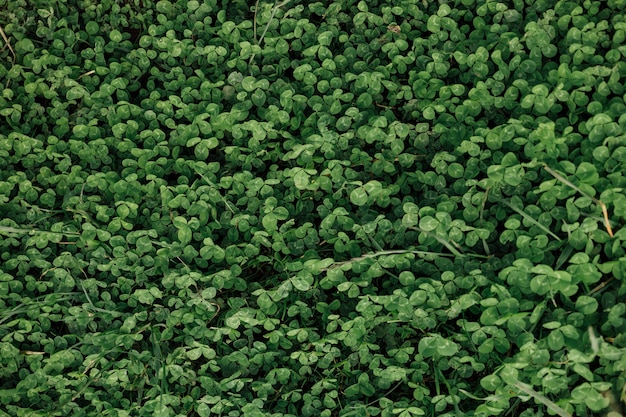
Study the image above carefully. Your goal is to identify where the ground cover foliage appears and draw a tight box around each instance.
[0,0,625,415]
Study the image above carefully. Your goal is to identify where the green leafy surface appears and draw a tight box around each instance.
[1,0,625,416]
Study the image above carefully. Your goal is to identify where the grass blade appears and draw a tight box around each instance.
[500,199,561,241]
[512,380,572,417]
[543,164,614,238]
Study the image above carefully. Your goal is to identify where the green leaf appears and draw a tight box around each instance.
[177,226,192,245]
[242,76,257,92]
[156,0,173,13]
[262,213,277,232]
[257,292,275,312]
[575,295,598,315]
[86,21,99,35]
[572,363,594,382]
[390,139,404,155]
[485,133,502,150]
[572,383,610,411]
[370,116,387,128]
[293,169,310,190]
[427,15,441,32]
[356,92,373,109]
[437,338,459,356]
[399,271,415,286]
[447,163,464,178]
[548,329,564,350]
[480,375,501,391]
[276,38,289,54]
[533,96,552,114]
[291,275,311,291]
[350,187,368,206]
[73,124,89,138]
[109,29,123,43]
[318,30,334,46]
[418,216,438,232]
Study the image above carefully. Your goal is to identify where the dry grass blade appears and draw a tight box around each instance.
[78,70,96,79]
[250,0,292,67]
[410,226,465,256]
[0,225,80,236]
[543,164,615,238]
[253,0,260,44]
[20,350,46,355]
[512,380,572,417]
[590,277,615,295]
[0,24,16,63]
[321,249,456,272]
[258,0,291,45]
[0,225,34,234]
[500,199,562,241]
[320,248,492,272]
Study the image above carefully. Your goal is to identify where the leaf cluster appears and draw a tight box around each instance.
[1,0,626,416]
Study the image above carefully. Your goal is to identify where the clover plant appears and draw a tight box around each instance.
[1,0,625,416]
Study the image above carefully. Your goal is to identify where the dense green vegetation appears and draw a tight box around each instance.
[1,0,625,416]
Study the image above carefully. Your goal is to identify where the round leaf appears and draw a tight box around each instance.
[293,170,310,190]
[86,21,99,35]
[109,29,123,43]
[419,216,439,231]
[350,187,368,206]
[317,30,334,46]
